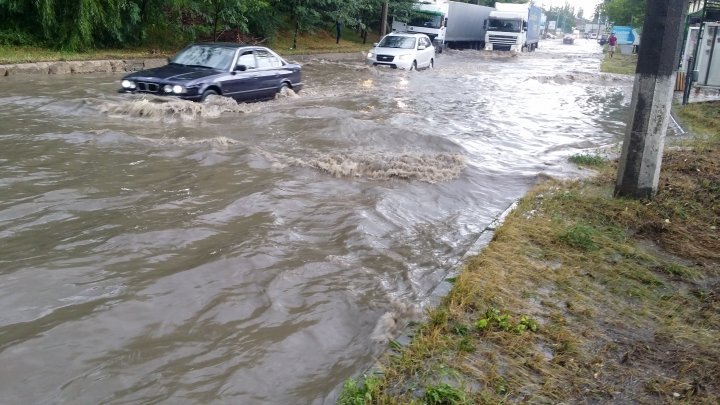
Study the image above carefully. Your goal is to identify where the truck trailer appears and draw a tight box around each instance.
[392,0,494,51]
[484,2,543,52]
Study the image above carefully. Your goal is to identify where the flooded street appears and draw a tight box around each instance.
[0,39,632,403]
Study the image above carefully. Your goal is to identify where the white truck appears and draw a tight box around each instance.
[484,2,543,52]
[392,0,494,51]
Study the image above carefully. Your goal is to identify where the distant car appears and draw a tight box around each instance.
[366,32,435,71]
[598,34,608,45]
[544,33,557,39]
[588,32,598,40]
[563,34,574,45]
[119,43,303,102]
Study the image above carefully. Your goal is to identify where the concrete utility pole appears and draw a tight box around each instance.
[614,0,688,199]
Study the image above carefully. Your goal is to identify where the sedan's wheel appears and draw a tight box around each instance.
[201,89,218,102]
[410,61,417,71]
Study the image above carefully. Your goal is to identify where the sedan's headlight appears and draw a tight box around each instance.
[397,54,412,61]
[162,85,185,94]
[367,52,374,58]
[121,79,136,89]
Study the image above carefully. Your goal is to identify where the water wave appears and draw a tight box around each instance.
[271,151,466,183]
[530,72,633,85]
[99,95,255,120]
[275,86,299,99]
[370,298,422,343]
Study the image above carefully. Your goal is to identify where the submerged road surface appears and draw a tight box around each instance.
[1,39,633,403]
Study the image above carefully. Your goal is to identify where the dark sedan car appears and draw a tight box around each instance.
[119,43,303,102]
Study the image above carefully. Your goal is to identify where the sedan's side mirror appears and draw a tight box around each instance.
[418,45,426,50]
[373,42,379,47]
[235,64,247,72]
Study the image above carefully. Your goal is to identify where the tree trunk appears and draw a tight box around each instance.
[293,20,299,49]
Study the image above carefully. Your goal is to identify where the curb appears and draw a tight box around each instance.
[0,58,168,77]
[424,200,519,309]
[0,52,366,77]
[364,200,520,377]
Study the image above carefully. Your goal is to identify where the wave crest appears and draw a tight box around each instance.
[281,152,466,183]
[100,95,254,120]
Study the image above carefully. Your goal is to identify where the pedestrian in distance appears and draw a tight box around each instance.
[608,32,618,58]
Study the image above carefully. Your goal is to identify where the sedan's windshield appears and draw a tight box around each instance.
[488,18,522,33]
[378,36,417,49]
[170,45,236,70]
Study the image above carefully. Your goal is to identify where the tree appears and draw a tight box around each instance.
[545,2,576,33]
[600,0,646,27]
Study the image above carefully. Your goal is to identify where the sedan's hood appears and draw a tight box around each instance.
[124,65,223,82]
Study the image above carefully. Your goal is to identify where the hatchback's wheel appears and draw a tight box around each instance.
[428,58,434,70]
[410,61,417,71]
[201,89,218,102]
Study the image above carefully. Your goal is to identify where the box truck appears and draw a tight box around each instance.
[392,1,494,51]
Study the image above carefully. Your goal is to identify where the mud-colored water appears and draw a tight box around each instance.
[0,39,636,403]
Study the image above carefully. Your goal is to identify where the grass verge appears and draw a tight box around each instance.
[600,51,638,75]
[0,45,175,64]
[0,28,378,64]
[339,113,719,403]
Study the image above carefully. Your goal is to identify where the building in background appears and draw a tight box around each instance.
[680,0,720,103]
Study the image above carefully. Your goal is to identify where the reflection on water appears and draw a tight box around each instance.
[0,39,633,404]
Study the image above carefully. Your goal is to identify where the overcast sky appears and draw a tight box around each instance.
[538,0,602,18]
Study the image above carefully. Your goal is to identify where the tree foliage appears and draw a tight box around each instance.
[599,0,646,28]
[545,2,576,33]
[0,0,415,50]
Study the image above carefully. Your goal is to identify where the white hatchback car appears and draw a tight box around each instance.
[367,32,435,71]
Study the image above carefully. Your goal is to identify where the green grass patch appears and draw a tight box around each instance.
[568,153,606,167]
[338,375,384,405]
[560,224,598,251]
[600,52,637,75]
[0,45,175,64]
[424,383,468,405]
[675,101,720,141]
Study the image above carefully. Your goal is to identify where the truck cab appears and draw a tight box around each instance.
[485,11,526,51]
[484,2,541,52]
[392,2,448,50]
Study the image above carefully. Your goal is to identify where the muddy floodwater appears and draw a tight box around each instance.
[1,40,633,403]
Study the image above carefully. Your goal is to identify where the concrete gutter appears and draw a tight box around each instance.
[0,52,366,77]
[0,58,168,77]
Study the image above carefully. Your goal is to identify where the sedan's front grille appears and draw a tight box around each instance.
[377,54,395,62]
[137,82,160,92]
